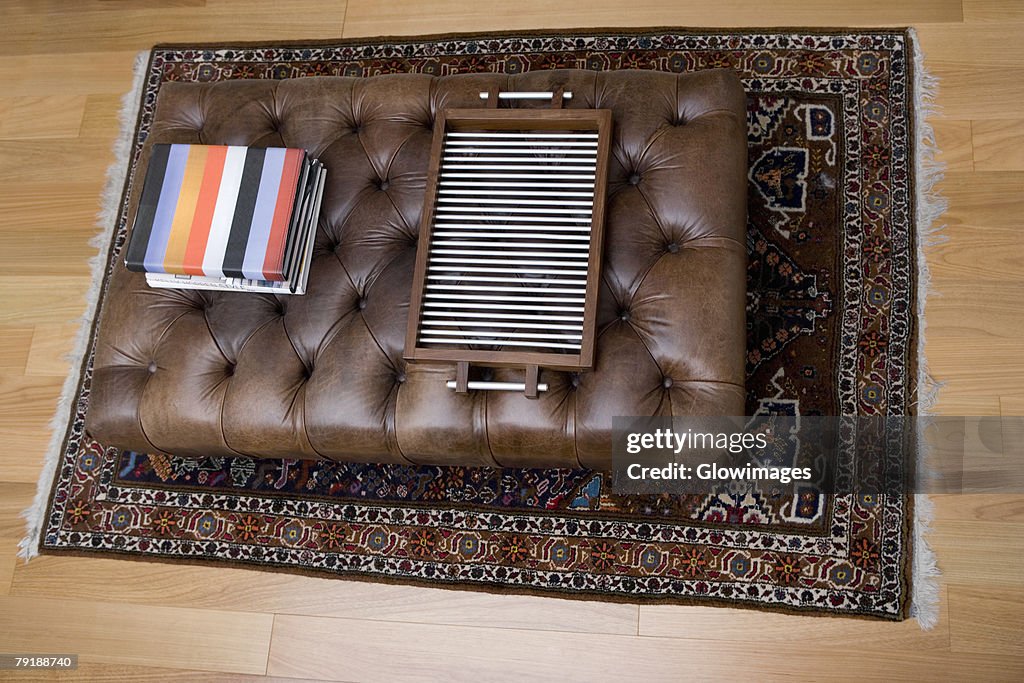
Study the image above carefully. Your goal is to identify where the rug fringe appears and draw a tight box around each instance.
[17,51,151,561]
[907,27,945,631]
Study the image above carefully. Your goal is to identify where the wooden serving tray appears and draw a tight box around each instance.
[404,92,612,393]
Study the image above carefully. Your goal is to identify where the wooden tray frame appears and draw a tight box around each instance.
[404,105,612,373]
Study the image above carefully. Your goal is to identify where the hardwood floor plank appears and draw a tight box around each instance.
[0,237,97,277]
[929,520,1024,588]
[268,613,1024,682]
[925,341,1024,403]
[0,186,105,277]
[0,139,113,183]
[927,397,1001,419]
[0,595,273,675]
[928,225,1024,281]
[925,284,1024,401]
[927,338,1024,376]
[1001,396,1024,415]
[941,171,1024,228]
[949,585,1024,656]
[931,494,1024,524]
[79,94,127,140]
[927,377,1024,404]
[0,428,58,479]
[0,182,105,227]
[0,52,139,98]
[0,326,33,373]
[0,277,90,325]
[0,96,87,141]
[4,662,299,683]
[13,0,209,10]
[10,556,638,635]
[917,66,1024,121]
[0,375,63,484]
[917,24,1024,67]
[973,119,1024,171]
[932,119,974,173]
[25,324,79,378]
[638,587,950,646]
[342,0,962,37]
[0,1,348,55]
[0,375,64,427]
[0,482,35,538]
[0,539,16,597]
[926,281,1024,339]
[963,0,1024,22]
[0,483,34,597]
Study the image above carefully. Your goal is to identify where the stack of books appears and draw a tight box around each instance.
[124,144,326,294]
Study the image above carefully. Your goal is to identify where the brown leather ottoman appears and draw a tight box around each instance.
[86,68,748,469]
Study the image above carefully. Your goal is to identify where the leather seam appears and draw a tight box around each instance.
[380,135,419,237]
[280,315,308,373]
[312,81,360,157]
[300,395,332,462]
[349,86,383,182]
[144,302,194,351]
[313,248,364,362]
[671,378,745,388]
[132,373,162,455]
[688,107,743,121]
[330,185,377,245]
[624,317,665,379]
[201,306,232,364]
[635,183,669,245]
[216,373,251,459]
[678,234,746,249]
[312,309,357,367]
[233,314,285,366]
[384,382,414,466]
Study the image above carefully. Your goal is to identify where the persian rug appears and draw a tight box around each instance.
[22,28,943,624]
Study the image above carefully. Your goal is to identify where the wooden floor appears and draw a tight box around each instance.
[1,1,1022,680]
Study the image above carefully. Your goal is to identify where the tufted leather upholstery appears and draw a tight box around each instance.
[87,68,748,469]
